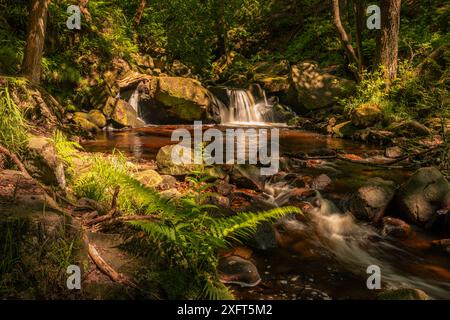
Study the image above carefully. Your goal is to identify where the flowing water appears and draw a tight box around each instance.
[81,84,450,299]
[219,85,275,125]
[82,126,450,300]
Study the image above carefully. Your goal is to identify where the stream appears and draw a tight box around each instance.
[82,126,450,300]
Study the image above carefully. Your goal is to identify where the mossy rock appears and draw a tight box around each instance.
[134,169,163,188]
[87,110,107,128]
[350,103,383,128]
[156,145,199,176]
[138,76,222,124]
[103,97,145,128]
[73,113,100,133]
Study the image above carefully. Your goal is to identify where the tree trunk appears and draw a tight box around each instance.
[21,0,51,84]
[377,0,402,88]
[79,0,91,22]
[332,0,361,81]
[354,0,365,77]
[134,0,147,27]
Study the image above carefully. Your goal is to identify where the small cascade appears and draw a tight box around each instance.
[128,88,142,119]
[220,84,273,124]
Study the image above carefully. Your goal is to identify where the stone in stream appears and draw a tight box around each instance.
[229,165,266,191]
[385,146,403,159]
[396,167,450,227]
[349,178,396,223]
[73,112,100,133]
[311,174,332,191]
[382,217,412,239]
[103,97,145,128]
[139,76,220,124]
[431,239,450,255]
[218,256,261,287]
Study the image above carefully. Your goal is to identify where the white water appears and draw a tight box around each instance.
[128,88,142,119]
[220,87,273,124]
[261,182,450,298]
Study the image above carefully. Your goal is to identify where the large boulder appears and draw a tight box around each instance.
[24,136,66,189]
[284,62,355,113]
[396,167,450,226]
[103,97,145,128]
[87,110,107,128]
[350,103,383,128]
[140,76,219,124]
[349,178,396,223]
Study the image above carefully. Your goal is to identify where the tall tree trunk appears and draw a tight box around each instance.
[332,0,361,81]
[21,0,51,84]
[134,0,147,27]
[354,0,365,77]
[213,0,229,64]
[377,0,402,88]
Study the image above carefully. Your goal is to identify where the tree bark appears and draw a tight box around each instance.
[134,0,147,27]
[79,0,91,22]
[332,0,361,81]
[354,0,365,77]
[377,0,402,88]
[21,0,51,84]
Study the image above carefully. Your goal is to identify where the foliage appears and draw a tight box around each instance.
[130,168,302,299]
[0,82,28,154]
[74,151,175,215]
[53,130,83,179]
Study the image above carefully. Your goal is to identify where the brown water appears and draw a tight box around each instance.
[82,126,450,300]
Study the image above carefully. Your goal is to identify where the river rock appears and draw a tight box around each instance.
[385,146,403,159]
[349,178,396,223]
[216,181,234,196]
[156,145,197,176]
[135,169,163,188]
[87,109,107,128]
[396,167,450,226]
[73,112,100,133]
[382,217,412,238]
[274,216,307,248]
[218,256,261,287]
[103,97,145,128]
[272,104,297,123]
[140,76,218,124]
[431,239,450,256]
[252,222,277,250]
[377,288,430,300]
[284,62,355,113]
[312,174,332,191]
[24,136,66,189]
[229,165,266,190]
[350,103,382,128]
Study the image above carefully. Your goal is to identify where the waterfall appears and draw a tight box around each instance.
[128,88,141,118]
[220,85,273,124]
